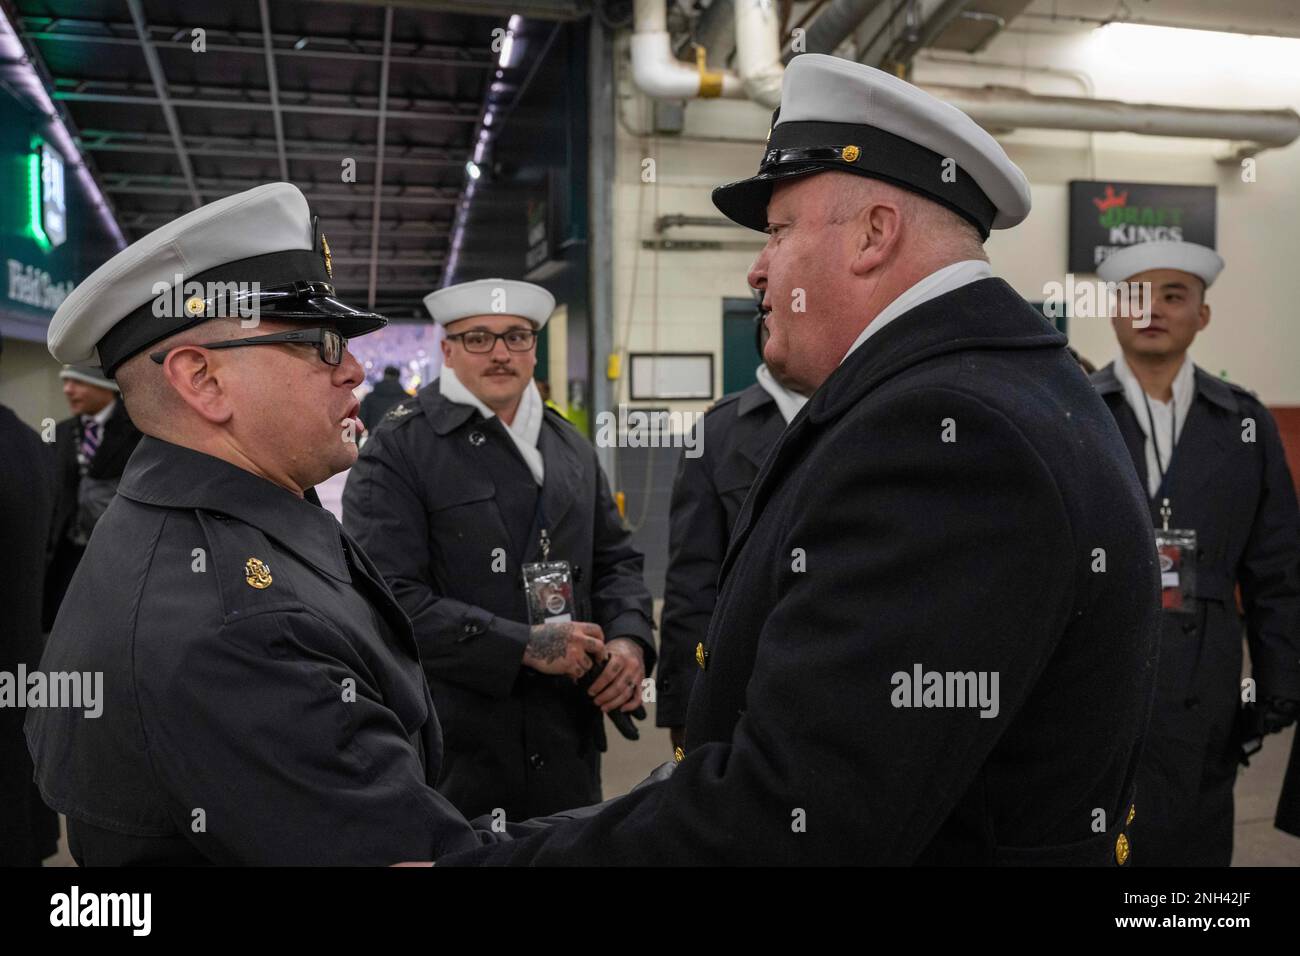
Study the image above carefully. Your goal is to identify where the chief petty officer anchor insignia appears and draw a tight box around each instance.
[245,557,273,590]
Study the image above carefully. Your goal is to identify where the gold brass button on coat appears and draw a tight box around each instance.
[1127,804,1136,826]
[695,642,708,670]
[1115,833,1130,865]
[673,746,685,764]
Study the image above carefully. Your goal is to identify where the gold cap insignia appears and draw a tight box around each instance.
[320,233,332,278]
[184,296,206,317]
[245,557,273,589]
[1115,832,1130,865]
[841,145,860,163]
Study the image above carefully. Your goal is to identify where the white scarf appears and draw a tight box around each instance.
[755,364,808,424]
[1113,354,1196,499]
[439,365,545,485]
[840,259,993,365]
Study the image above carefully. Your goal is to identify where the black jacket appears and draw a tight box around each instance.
[342,386,655,820]
[359,377,409,433]
[1092,362,1300,864]
[442,277,1160,865]
[0,405,56,865]
[43,400,141,630]
[657,383,784,727]
[25,436,503,865]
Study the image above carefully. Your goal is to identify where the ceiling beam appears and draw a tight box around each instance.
[79,130,470,167]
[123,0,200,208]
[103,181,463,206]
[368,7,395,310]
[21,19,494,67]
[55,89,479,122]
[256,0,290,182]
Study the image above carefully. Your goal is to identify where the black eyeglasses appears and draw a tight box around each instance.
[149,327,347,366]
[446,328,537,353]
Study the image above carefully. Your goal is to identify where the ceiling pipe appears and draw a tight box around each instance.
[734,0,785,109]
[926,83,1300,152]
[789,0,885,60]
[630,0,744,99]
[692,0,737,69]
[628,1,1300,155]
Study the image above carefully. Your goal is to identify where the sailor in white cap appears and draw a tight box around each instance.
[44,364,142,631]
[436,54,1157,868]
[27,183,519,863]
[1091,240,1300,866]
[344,277,655,821]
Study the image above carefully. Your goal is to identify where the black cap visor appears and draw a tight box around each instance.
[712,163,826,233]
[98,249,387,375]
[712,120,996,239]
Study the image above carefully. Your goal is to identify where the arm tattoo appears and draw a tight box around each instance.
[528,622,569,662]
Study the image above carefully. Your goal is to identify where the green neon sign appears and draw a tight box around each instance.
[28,143,50,251]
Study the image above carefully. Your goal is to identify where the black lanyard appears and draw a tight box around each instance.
[521,492,549,565]
[1140,391,1179,501]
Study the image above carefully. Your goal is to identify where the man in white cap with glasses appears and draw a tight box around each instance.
[25,183,531,864]
[435,54,1158,866]
[1091,239,1300,866]
[343,278,655,823]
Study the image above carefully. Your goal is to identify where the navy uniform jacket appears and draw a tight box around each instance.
[43,401,141,630]
[442,278,1159,865]
[25,436,498,865]
[0,405,56,864]
[1092,362,1300,865]
[342,386,655,821]
[657,383,784,728]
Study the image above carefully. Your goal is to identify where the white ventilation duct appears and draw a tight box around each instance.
[627,1,1300,154]
[630,0,743,99]
[925,83,1300,151]
[733,0,784,109]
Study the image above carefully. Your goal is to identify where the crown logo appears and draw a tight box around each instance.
[1091,184,1129,212]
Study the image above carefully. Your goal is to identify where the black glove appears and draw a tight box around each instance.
[1262,698,1300,734]
[578,656,647,741]
[1237,699,1300,766]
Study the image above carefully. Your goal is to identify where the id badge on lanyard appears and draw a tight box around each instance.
[1155,497,1197,615]
[1143,393,1196,614]
[522,527,575,625]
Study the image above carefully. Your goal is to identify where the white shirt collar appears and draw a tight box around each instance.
[839,259,993,366]
[438,365,545,485]
[755,364,808,424]
[1113,354,1196,498]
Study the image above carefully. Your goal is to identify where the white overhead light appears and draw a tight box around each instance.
[465,160,481,180]
[498,32,514,69]
[1090,22,1300,83]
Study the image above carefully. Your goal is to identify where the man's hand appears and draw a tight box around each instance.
[523,621,604,681]
[588,637,645,713]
